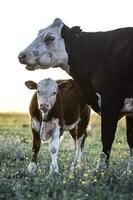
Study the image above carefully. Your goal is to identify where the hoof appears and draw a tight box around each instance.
[127,157,133,171]
[48,170,59,178]
[70,161,81,172]
[120,158,133,178]
[28,162,37,174]
[88,158,108,181]
[88,166,107,181]
[49,164,59,175]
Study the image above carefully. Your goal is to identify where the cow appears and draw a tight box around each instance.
[25,78,91,174]
[18,18,133,171]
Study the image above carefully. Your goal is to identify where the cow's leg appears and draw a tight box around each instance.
[49,121,60,174]
[97,94,123,169]
[126,116,133,170]
[28,128,41,173]
[88,93,123,180]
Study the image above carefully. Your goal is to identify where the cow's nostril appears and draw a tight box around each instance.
[33,50,39,57]
[18,52,27,63]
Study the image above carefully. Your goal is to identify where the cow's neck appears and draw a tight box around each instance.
[69,58,100,113]
[62,25,100,113]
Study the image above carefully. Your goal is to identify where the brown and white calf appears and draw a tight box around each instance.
[25,78,91,174]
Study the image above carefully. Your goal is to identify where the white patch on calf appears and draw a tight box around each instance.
[39,117,60,173]
[49,120,60,173]
[40,118,60,141]
[63,119,80,131]
[75,135,84,161]
[31,117,40,133]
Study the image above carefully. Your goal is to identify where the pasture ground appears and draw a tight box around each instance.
[0,113,133,200]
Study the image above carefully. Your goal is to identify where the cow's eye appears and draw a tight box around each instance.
[48,36,55,41]
[37,91,40,95]
[44,36,55,43]
[53,92,56,95]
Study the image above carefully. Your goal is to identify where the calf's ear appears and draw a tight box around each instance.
[58,81,72,90]
[25,81,37,90]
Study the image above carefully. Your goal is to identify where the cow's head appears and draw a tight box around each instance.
[18,18,82,73]
[25,78,58,116]
[18,18,70,72]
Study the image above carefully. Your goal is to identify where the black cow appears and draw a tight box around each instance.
[18,18,133,170]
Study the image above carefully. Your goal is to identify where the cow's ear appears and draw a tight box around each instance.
[25,81,37,90]
[62,25,82,41]
[53,18,63,25]
[58,81,72,90]
[70,26,82,38]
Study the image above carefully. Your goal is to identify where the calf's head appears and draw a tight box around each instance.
[18,18,69,72]
[25,78,58,115]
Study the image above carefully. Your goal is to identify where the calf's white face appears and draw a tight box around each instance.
[25,78,58,114]
[37,79,58,113]
[18,18,69,72]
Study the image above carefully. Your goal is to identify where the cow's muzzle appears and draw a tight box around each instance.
[18,51,27,64]
[18,51,37,71]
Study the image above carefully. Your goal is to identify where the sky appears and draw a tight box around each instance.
[0,0,133,112]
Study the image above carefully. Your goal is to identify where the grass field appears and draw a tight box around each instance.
[0,113,133,200]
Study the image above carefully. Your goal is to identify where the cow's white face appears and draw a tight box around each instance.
[25,78,58,115]
[18,18,69,72]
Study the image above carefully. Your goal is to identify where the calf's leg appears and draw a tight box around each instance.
[70,128,87,171]
[70,105,90,170]
[49,121,60,174]
[76,104,90,162]
[28,128,41,173]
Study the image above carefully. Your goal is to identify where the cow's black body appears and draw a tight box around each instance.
[62,26,133,161]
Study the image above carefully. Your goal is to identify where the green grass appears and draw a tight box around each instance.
[0,113,133,200]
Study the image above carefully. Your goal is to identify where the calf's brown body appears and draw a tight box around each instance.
[28,79,91,173]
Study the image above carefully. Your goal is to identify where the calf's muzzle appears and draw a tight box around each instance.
[40,103,50,113]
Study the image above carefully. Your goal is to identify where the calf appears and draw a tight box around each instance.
[25,78,91,174]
